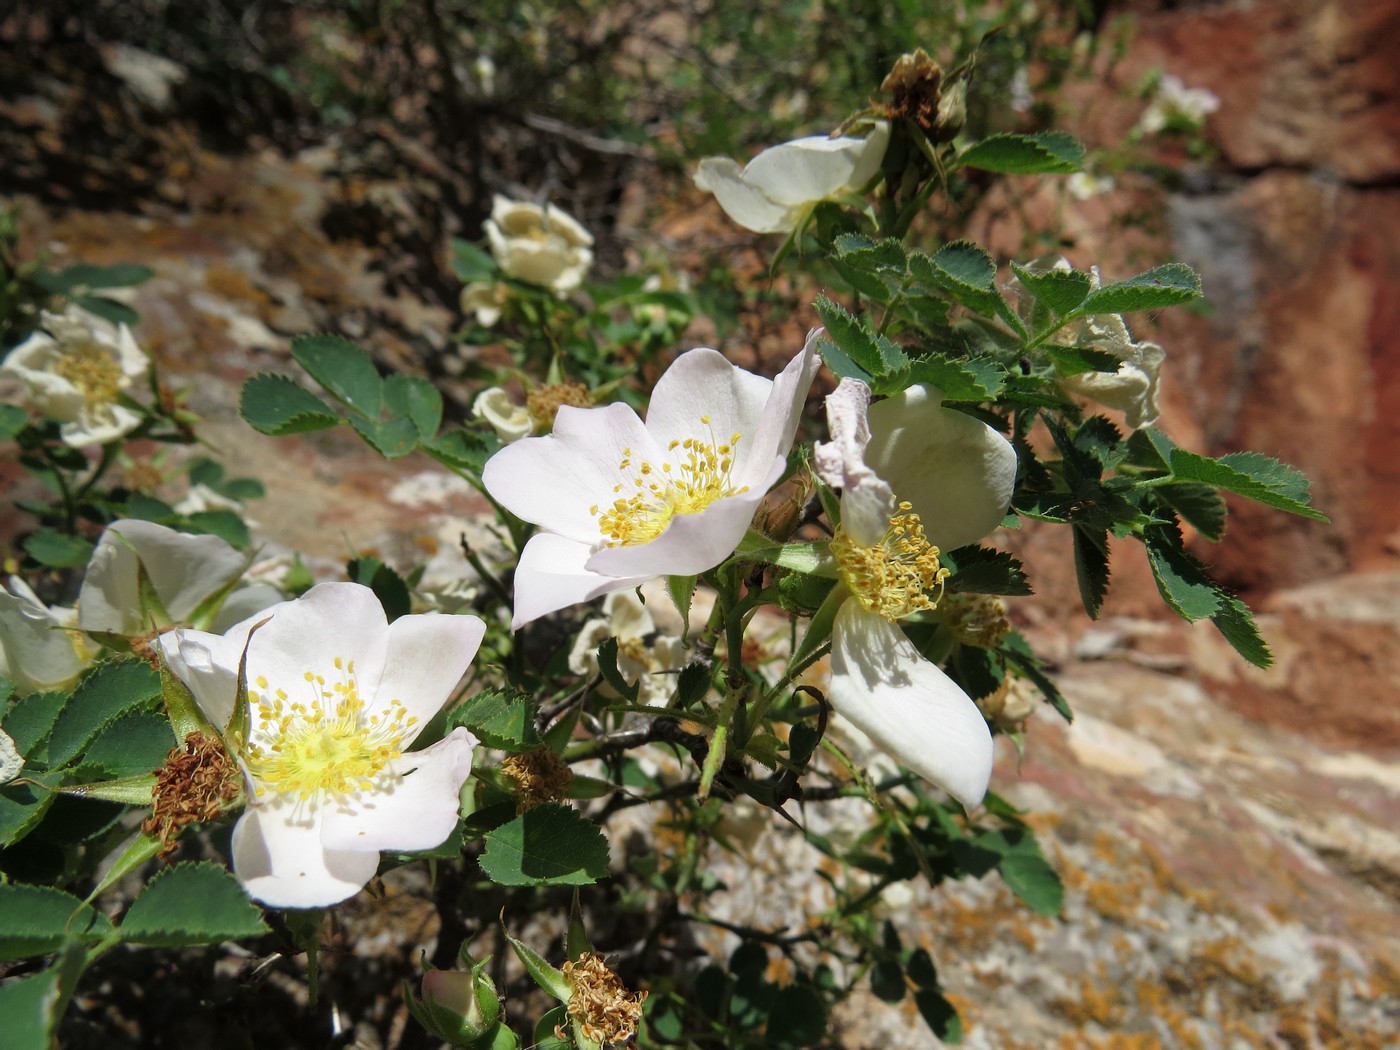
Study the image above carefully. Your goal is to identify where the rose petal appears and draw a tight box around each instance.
[510,532,651,629]
[827,602,993,809]
[231,803,380,908]
[376,613,486,731]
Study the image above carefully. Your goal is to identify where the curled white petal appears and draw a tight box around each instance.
[472,386,534,443]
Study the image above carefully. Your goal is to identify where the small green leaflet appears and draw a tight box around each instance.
[291,333,384,418]
[957,131,1084,174]
[239,374,339,436]
[1009,261,1091,316]
[0,883,115,959]
[118,862,269,946]
[478,804,610,886]
[1075,263,1202,315]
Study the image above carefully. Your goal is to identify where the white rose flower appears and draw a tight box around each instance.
[158,582,485,907]
[472,387,534,444]
[460,281,511,327]
[813,379,1018,808]
[485,196,594,293]
[1138,74,1220,135]
[2,307,150,447]
[568,590,686,707]
[694,120,890,234]
[0,577,98,694]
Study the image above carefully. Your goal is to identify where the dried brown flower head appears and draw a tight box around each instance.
[563,951,647,1046]
[940,592,1011,649]
[881,49,944,131]
[142,731,242,858]
[500,747,574,811]
[527,381,592,430]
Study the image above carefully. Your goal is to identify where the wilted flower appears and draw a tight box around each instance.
[814,379,1018,808]
[563,952,647,1046]
[1051,263,1166,429]
[1,306,149,447]
[694,121,890,234]
[485,196,594,293]
[473,382,593,445]
[483,332,820,627]
[77,519,278,644]
[158,581,485,907]
[975,673,1041,733]
[0,576,97,694]
[568,589,686,706]
[1137,74,1220,135]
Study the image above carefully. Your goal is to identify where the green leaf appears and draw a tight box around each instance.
[957,131,1084,174]
[22,528,94,569]
[767,984,827,1047]
[0,965,64,1050]
[901,355,1005,401]
[1211,592,1273,669]
[1142,525,1220,621]
[449,689,542,753]
[45,660,160,769]
[813,295,907,378]
[74,711,174,778]
[239,374,340,436]
[833,233,907,273]
[72,294,141,327]
[348,412,420,459]
[384,374,443,439]
[54,262,155,289]
[450,238,498,283]
[1156,483,1227,542]
[478,804,609,886]
[1010,262,1092,316]
[667,574,697,638]
[1043,344,1121,377]
[2,690,67,758]
[183,509,250,549]
[906,949,961,1043]
[119,862,269,946]
[0,771,61,847]
[941,546,1032,596]
[507,935,572,1002]
[1167,447,1327,521]
[291,333,384,418]
[0,403,29,439]
[0,883,115,959]
[346,555,412,621]
[910,243,1021,334]
[1076,263,1202,315]
[676,661,712,707]
[595,638,640,703]
[998,848,1064,916]
[423,428,491,473]
[1071,527,1110,619]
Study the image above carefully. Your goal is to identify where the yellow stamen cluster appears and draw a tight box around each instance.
[500,747,574,812]
[831,502,949,621]
[563,952,647,1045]
[592,416,747,547]
[940,593,1011,649]
[54,343,124,405]
[527,381,592,429]
[242,657,417,801]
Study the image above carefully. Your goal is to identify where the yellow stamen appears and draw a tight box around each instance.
[53,344,124,405]
[831,502,949,620]
[593,418,747,546]
[242,658,417,801]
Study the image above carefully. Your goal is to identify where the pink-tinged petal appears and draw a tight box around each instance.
[693,158,802,233]
[157,625,249,731]
[231,803,380,908]
[735,328,822,488]
[376,614,486,731]
[827,602,993,809]
[643,347,773,455]
[585,481,772,579]
[320,728,477,852]
[241,583,390,710]
[510,532,651,629]
[483,403,659,544]
[865,386,1017,552]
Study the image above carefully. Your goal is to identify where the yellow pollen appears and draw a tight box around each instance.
[592,418,747,547]
[53,344,124,405]
[242,659,416,801]
[831,502,949,620]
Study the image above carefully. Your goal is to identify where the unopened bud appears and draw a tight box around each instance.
[406,955,507,1047]
[933,78,967,142]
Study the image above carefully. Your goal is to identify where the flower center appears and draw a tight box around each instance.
[591,416,747,547]
[831,502,949,620]
[243,657,417,802]
[53,344,124,405]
